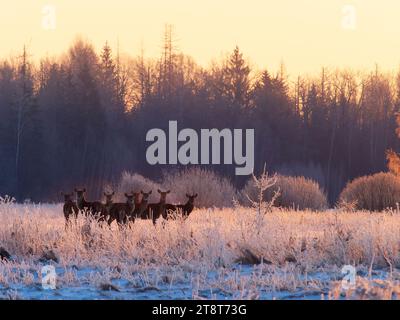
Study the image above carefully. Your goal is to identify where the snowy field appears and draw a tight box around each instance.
[0,202,399,300]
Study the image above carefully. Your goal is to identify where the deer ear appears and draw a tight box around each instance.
[157,189,161,194]
[194,193,198,198]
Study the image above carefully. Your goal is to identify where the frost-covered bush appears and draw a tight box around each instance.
[162,167,238,208]
[241,174,328,210]
[339,172,400,211]
[112,171,162,202]
[0,195,16,204]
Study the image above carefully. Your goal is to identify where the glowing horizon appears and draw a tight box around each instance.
[1,0,400,76]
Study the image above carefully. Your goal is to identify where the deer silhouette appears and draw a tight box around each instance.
[130,191,142,222]
[134,190,152,219]
[108,192,136,225]
[143,189,170,225]
[103,191,115,218]
[62,192,79,226]
[176,193,198,218]
[74,188,107,221]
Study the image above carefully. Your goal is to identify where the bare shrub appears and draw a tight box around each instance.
[245,164,280,215]
[241,174,328,210]
[241,165,281,236]
[277,162,326,188]
[335,199,358,212]
[112,171,161,203]
[162,167,238,208]
[339,172,400,211]
[0,195,16,205]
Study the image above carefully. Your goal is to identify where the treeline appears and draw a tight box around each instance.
[1,34,400,203]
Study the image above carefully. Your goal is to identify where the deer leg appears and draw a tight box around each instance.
[64,217,69,230]
[117,210,126,226]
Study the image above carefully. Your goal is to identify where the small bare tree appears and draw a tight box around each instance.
[244,164,280,235]
[246,164,280,215]
[335,199,358,212]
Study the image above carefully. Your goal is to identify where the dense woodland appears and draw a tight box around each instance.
[1,30,400,203]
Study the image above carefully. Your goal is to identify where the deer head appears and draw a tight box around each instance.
[61,192,74,203]
[140,190,152,203]
[104,191,115,205]
[74,188,86,200]
[157,189,170,203]
[124,192,135,204]
[186,193,198,204]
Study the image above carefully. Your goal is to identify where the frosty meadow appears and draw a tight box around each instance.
[1,201,400,300]
[146,121,255,175]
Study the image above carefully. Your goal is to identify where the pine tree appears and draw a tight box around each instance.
[99,42,122,116]
[14,46,38,197]
[224,46,250,107]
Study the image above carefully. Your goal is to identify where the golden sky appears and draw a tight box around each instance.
[1,0,399,76]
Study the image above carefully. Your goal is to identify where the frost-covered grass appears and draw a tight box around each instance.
[0,202,400,300]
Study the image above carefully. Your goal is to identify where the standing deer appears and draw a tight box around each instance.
[134,190,152,219]
[103,191,115,218]
[62,192,79,226]
[74,188,107,221]
[108,192,136,225]
[129,191,142,222]
[143,189,170,225]
[176,193,198,218]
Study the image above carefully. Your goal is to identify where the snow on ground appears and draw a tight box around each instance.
[0,263,397,300]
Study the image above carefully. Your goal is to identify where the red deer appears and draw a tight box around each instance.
[103,191,115,217]
[62,192,79,225]
[134,190,152,219]
[176,193,197,218]
[74,188,107,221]
[108,192,136,225]
[130,191,142,222]
[143,189,170,225]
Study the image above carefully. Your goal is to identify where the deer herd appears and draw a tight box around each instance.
[62,188,198,227]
